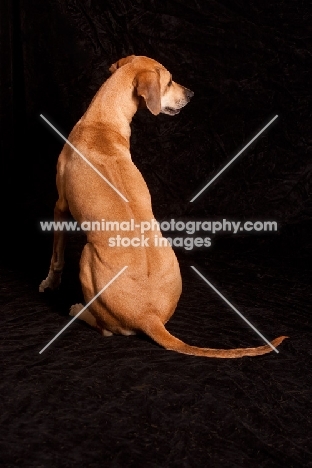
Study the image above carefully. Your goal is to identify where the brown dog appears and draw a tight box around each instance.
[40,55,286,357]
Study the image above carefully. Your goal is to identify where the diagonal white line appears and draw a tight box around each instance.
[190,115,278,202]
[40,114,129,202]
[190,266,279,353]
[39,265,128,354]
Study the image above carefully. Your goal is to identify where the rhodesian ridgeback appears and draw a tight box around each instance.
[40,55,286,357]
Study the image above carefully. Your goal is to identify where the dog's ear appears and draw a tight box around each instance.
[134,70,161,116]
[109,55,136,74]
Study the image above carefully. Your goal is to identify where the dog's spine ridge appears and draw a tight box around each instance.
[143,318,287,358]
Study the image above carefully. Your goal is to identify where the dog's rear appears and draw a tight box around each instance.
[41,55,287,357]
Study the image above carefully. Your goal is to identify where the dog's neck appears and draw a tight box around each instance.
[81,69,139,142]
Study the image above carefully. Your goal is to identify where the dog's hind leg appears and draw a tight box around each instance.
[69,303,98,326]
[69,303,114,336]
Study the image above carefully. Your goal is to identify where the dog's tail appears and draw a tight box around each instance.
[142,318,287,358]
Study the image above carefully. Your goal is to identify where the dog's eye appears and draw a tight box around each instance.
[168,79,172,87]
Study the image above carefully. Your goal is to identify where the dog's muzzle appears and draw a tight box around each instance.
[162,88,194,115]
[184,88,194,102]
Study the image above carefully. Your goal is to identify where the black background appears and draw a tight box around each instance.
[1,0,311,466]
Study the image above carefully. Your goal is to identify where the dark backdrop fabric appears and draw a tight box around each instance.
[1,0,311,466]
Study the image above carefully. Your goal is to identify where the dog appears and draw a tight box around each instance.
[40,55,286,357]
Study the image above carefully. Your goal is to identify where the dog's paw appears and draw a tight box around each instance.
[39,273,61,292]
[69,303,84,317]
[101,329,113,337]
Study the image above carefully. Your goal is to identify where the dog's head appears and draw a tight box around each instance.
[109,55,194,116]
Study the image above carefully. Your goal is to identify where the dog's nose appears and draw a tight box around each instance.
[185,88,194,101]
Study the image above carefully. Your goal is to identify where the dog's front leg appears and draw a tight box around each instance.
[39,196,68,292]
